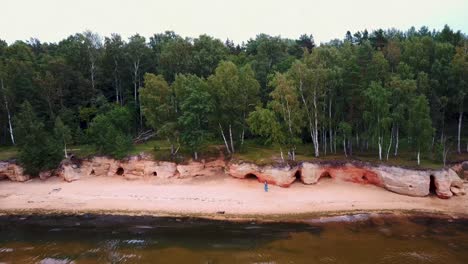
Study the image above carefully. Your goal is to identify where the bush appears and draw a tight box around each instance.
[14,102,63,175]
[86,105,133,159]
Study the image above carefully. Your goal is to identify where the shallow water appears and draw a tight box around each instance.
[0,214,467,263]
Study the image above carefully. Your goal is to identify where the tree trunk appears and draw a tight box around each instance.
[334,130,337,153]
[386,128,393,161]
[417,149,420,166]
[298,79,318,157]
[133,60,139,104]
[394,124,399,156]
[90,61,96,91]
[343,138,347,157]
[1,79,14,145]
[280,148,284,162]
[64,143,68,159]
[240,129,245,146]
[194,151,198,160]
[378,136,382,160]
[229,124,235,153]
[313,88,319,157]
[458,111,463,154]
[219,123,231,154]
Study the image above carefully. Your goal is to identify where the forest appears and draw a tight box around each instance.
[0,25,466,175]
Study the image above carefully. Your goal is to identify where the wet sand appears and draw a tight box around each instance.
[0,174,467,219]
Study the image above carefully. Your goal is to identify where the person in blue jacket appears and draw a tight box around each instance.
[264,181,268,192]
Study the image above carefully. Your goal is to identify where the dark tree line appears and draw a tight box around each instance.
[0,25,466,174]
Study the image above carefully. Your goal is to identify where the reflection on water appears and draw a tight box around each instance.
[0,214,467,263]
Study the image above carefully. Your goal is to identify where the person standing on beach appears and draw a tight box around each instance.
[264,181,268,192]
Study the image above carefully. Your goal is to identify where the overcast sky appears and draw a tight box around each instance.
[1,0,467,44]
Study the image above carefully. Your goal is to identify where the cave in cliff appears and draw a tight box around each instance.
[319,171,333,182]
[116,167,124,176]
[429,175,437,195]
[294,170,302,183]
[244,173,259,181]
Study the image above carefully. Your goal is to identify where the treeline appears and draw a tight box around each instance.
[0,25,466,174]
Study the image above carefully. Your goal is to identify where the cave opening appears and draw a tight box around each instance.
[294,170,302,183]
[152,171,157,176]
[429,175,437,195]
[319,172,333,182]
[244,173,258,181]
[116,167,124,175]
[90,169,95,175]
[362,175,368,182]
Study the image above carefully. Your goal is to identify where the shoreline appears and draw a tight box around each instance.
[1,174,467,222]
[1,208,467,223]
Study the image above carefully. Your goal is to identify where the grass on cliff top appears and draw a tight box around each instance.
[1,138,463,170]
[233,140,448,169]
[0,146,17,161]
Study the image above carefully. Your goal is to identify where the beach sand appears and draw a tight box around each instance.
[0,174,467,219]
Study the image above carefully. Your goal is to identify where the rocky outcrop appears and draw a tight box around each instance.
[228,161,466,199]
[301,162,382,186]
[0,161,30,182]
[84,156,177,180]
[1,155,466,199]
[227,162,298,187]
[176,159,225,178]
[448,168,466,196]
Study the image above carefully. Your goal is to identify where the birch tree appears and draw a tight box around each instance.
[0,57,15,145]
[208,61,260,154]
[54,117,72,158]
[175,75,214,160]
[83,31,102,91]
[408,95,434,165]
[126,34,149,128]
[104,34,125,104]
[451,42,467,153]
[247,107,286,161]
[140,73,179,157]
[363,82,392,160]
[269,72,303,160]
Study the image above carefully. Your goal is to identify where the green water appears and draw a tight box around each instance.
[0,214,467,263]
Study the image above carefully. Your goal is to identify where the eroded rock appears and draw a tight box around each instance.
[0,161,30,182]
[227,162,298,187]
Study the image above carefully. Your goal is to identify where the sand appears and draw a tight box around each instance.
[0,174,467,219]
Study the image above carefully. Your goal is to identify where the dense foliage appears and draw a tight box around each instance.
[0,26,466,172]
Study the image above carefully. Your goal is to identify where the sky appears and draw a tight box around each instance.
[1,0,467,45]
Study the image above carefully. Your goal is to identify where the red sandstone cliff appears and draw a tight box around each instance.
[0,155,466,199]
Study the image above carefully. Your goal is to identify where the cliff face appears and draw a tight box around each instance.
[0,156,466,199]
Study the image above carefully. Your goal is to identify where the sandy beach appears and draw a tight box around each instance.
[0,174,467,219]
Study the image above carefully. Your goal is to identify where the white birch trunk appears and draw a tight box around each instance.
[64,143,68,158]
[386,129,393,161]
[1,79,14,145]
[133,60,140,104]
[378,136,382,161]
[241,129,245,146]
[298,79,318,157]
[417,149,420,166]
[458,111,462,154]
[219,123,231,154]
[313,88,319,157]
[394,124,399,156]
[90,61,96,90]
[229,124,235,153]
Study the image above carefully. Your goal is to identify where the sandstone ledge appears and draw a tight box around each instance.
[0,156,466,199]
